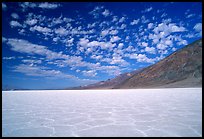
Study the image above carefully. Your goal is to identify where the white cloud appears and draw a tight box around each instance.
[128,53,155,63]
[177,40,188,46]
[22,59,42,64]
[38,2,61,9]
[13,64,73,79]
[101,29,109,37]
[186,14,195,18]
[82,70,97,77]
[112,16,118,22]
[91,55,102,60]
[119,17,125,23]
[120,24,126,29]
[55,27,68,36]
[145,47,156,54]
[11,13,19,19]
[66,38,74,46]
[142,7,153,13]
[110,36,121,42]
[10,21,23,28]
[3,57,16,60]
[193,23,202,36]
[118,43,124,49]
[130,19,139,25]
[30,25,52,34]
[171,25,186,32]
[125,45,137,52]
[141,15,149,23]
[2,3,7,10]
[78,38,116,50]
[109,30,118,35]
[164,39,173,46]
[156,43,167,50]
[161,13,167,18]
[20,2,61,11]
[102,9,110,17]
[141,42,148,47]
[4,38,69,60]
[25,19,38,26]
[153,23,187,38]
[2,37,8,43]
[76,69,80,73]
[110,56,129,66]
[89,6,104,19]
[148,23,154,29]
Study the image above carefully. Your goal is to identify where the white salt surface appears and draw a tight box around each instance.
[2,88,202,137]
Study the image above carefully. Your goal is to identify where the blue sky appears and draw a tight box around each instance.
[2,2,202,89]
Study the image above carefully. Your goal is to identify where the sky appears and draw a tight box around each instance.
[2,2,202,89]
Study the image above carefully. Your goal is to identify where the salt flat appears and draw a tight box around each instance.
[2,88,202,137]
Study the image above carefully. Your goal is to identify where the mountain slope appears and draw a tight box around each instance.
[116,38,202,88]
[72,69,143,89]
[67,38,202,89]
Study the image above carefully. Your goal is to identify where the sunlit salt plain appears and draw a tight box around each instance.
[2,88,202,137]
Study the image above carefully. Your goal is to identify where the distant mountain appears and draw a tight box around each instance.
[69,69,143,90]
[67,38,202,89]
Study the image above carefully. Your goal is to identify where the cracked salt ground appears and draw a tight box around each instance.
[2,88,202,137]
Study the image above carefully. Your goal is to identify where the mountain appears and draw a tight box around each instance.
[68,38,202,89]
[117,38,202,88]
[70,69,143,89]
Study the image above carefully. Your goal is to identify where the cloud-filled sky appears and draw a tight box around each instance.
[2,2,202,89]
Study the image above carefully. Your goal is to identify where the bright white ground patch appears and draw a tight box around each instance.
[2,88,202,137]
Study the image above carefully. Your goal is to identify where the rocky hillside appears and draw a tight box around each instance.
[117,38,202,88]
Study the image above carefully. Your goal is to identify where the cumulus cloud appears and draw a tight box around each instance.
[2,3,7,10]
[10,21,23,28]
[118,43,124,49]
[25,19,38,26]
[110,56,129,66]
[82,70,97,77]
[141,42,148,47]
[177,39,188,46]
[153,23,186,34]
[91,55,103,60]
[110,36,121,42]
[119,17,125,23]
[128,53,155,63]
[19,2,61,12]
[11,13,19,19]
[130,19,139,25]
[148,23,154,29]
[109,30,118,35]
[78,38,116,50]
[193,23,202,37]
[102,9,110,17]
[101,29,109,37]
[156,43,167,50]
[120,24,127,29]
[30,25,52,34]
[38,2,61,9]
[55,27,68,36]
[142,7,153,13]
[112,16,118,22]
[145,47,156,54]
[66,38,74,46]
